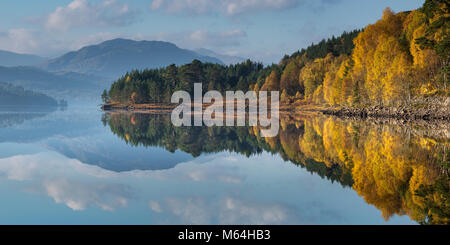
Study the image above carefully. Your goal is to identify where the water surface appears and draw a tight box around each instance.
[0,106,447,224]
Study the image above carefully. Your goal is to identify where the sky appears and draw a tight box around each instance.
[0,0,424,63]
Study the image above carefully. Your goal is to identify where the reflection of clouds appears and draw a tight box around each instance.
[0,151,360,224]
[0,153,132,211]
[0,155,39,181]
[0,152,115,179]
[148,200,163,213]
[177,164,243,184]
[42,179,130,211]
[224,156,238,161]
[128,155,246,184]
[149,196,297,225]
[165,197,211,224]
[0,152,245,183]
[220,197,288,224]
[0,152,245,212]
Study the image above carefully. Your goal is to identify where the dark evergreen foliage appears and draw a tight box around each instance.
[108,59,268,104]
[281,29,361,64]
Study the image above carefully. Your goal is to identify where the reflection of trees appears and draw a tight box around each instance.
[105,112,449,224]
[105,113,272,157]
[296,116,448,224]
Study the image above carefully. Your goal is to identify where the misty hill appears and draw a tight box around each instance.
[39,39,223,78]
[195,48,246,65]
[0,50,47,67]
[0,66,107,101]
[0,83,57,107]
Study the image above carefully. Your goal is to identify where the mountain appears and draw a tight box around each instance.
[39,38,224,78]
[0,66,107,101]
[195,48,246,65]
[0,83,58,107]
[0,50,47,67]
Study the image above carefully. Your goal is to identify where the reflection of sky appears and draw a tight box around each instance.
[0,145,415,225]
[0,107,193,171]
[0,107,416,225]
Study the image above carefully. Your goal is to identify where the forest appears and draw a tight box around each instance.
[104,0,448,110]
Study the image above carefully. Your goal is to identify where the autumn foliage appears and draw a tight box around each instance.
[106,1,448,108]
[260,0,449,106]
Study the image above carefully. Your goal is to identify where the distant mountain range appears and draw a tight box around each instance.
[0,50,47,67]
[0,38,245,102]
[195,48,245,65]
[0,66,105,100]
[39,39,224,78]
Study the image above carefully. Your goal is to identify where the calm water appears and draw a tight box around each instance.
[0,106,448,225]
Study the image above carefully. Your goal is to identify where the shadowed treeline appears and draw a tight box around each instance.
[103,112,449,224]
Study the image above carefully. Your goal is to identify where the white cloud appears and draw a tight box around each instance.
[0,29,43,55]
[69,32,122,50]
[188,29,246,47]
[0,28,90,56]
[151,0,215,15]
[44,0,137,32]
[0,27,246,57]
[149,200,163,213]
[150,0,300,16]
[143,29,247,50]
[222,0,298,16]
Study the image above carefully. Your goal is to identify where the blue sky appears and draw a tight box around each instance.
[0,0,424,63]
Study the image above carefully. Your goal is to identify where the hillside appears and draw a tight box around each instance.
[0,83,58,107]
[40,39,223,78]
[0,66,107,100]
[0,50,47,67]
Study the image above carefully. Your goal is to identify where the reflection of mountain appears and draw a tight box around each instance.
[44,133,193,172]
[105,112,449,225]
[0,108,192,172]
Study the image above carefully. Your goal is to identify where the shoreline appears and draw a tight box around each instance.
[101,101,450,121]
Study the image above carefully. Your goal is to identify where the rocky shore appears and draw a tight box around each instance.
[102,97,450,121]
[101,103,177,112]
[320,97,450,121]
